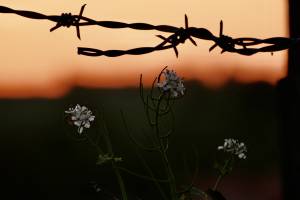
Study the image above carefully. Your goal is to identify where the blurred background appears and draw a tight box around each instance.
[0,0,288,199]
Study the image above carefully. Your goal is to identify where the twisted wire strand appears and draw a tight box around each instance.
[0,5,297,57]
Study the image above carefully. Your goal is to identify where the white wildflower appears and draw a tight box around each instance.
[156,69,185,98]
[65,104,95,134]
[218,138,247,159]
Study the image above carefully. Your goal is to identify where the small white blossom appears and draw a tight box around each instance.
[156,69,185,98]
[65,104,95,134]
[218,138,247,159]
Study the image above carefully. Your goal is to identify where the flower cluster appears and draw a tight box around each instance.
[96,154,123,165]
[218,138,247,159]
[65,104,95,134]
[156,69,185,98]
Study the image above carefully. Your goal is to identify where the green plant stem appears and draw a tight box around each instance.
[101,116,128,200]
[111,161,128,200]
[136,147,169,200]
[86,134,127,200]
[213,155,234,191]
[213,175,223,191]
[117,166,169,183]
[155,95,178,200]
[121,109,168,200]
[86,133,129,199]
[85,134,104,155]
[160,149,177,200]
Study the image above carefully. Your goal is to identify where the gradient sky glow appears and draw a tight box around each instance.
[0,0,288,98]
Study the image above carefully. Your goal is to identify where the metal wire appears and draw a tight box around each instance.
[0,4,296,57]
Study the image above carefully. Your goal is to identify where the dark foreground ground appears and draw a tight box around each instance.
[0,81,282,200]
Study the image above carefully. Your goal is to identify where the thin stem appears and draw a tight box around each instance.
[85,133,128,199]
[177,146,199,195]
[212,175,223,191]
[155,95,178,200]
[135,147,169,200]
[100,113,128,200]
[85,134,104,155]
[159,149,177,200]
[120,110,159,152]
[112,161,128,200]
[117,166,169,183]
[213,155,234,191]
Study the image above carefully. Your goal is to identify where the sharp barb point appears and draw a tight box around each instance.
[173,46,179,57]
[185,14,188,28]
[189,37,197,46]
[220,20,223,36]
[157,35,166,40]
[209,43,218,52]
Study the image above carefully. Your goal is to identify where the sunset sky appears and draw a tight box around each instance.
[0,0,288,98]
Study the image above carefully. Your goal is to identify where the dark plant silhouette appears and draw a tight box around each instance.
[0,4,297,57]
[1,3,257,199]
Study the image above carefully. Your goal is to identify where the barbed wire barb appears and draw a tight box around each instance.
[155,14,197,57]
[49,4,86,39]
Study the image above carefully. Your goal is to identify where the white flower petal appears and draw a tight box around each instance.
[74,121,82,127]
[84,122,90,128]
[78,126,83,134]
[82,106,87,111]
[89,116,95,121]
[71,116,77,121]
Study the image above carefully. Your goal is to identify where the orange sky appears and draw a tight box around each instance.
[0,0,288,98]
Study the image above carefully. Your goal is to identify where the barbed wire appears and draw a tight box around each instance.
[0,4,298,57]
